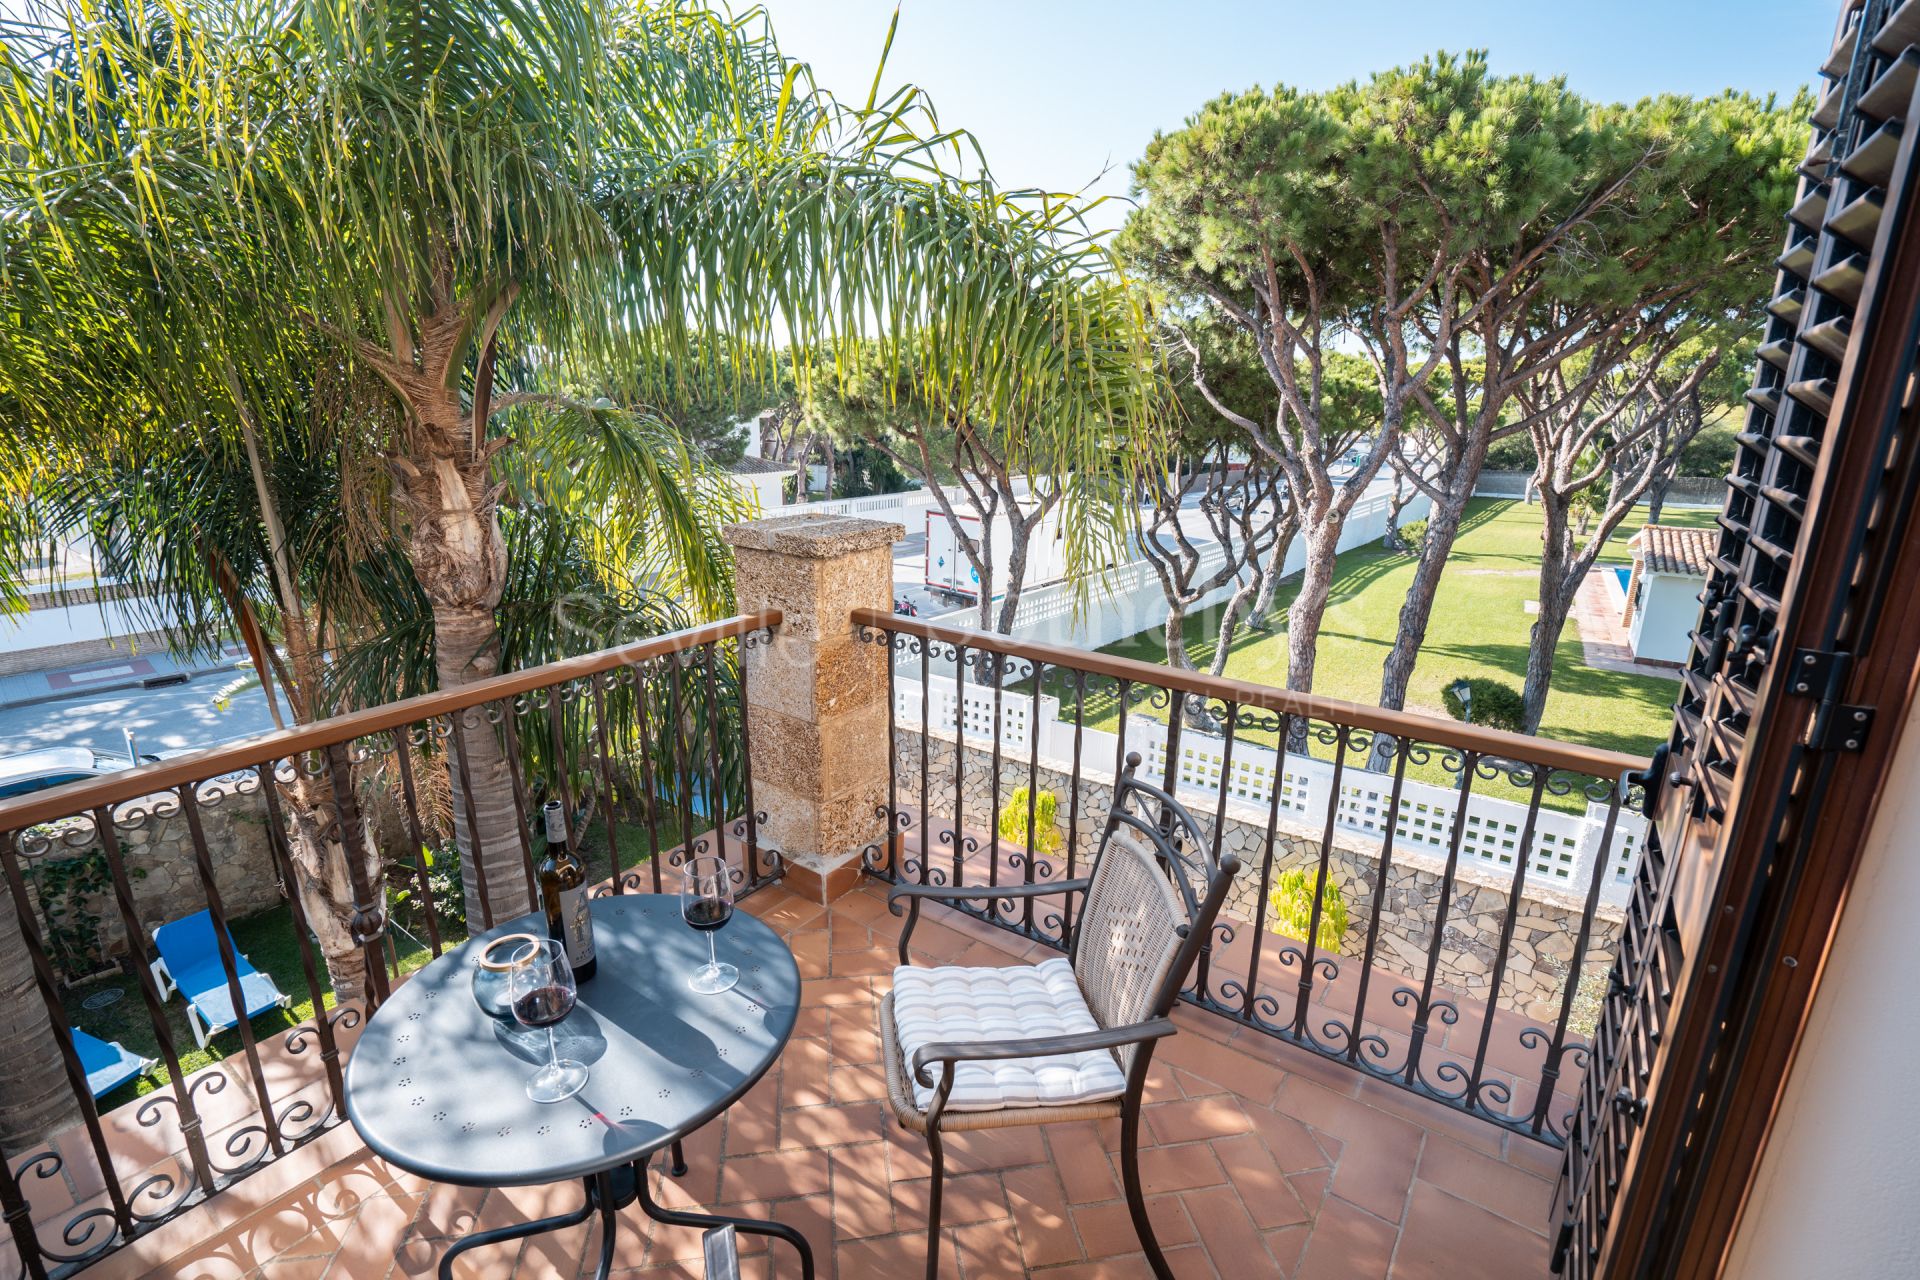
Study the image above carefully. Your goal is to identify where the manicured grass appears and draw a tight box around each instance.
[63,900,453,1109]
[59,797,685,1113]
[1069,498,1716,776]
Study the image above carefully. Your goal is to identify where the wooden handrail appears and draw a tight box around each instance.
[853,607,1647,782]
[0,610,782,833]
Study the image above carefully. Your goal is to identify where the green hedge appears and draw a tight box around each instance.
[1440,675,1527,733]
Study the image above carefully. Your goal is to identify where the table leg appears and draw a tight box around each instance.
[635,1161,815,1280]
[435,1182,597,1280]
[590,1170,619,1280]
[669,1138,688,1177]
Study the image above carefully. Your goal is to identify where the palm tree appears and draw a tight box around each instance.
[0,0,1152,1147]
[1,0,1150,924]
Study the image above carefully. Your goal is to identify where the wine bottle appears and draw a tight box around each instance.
[538,800,597,982]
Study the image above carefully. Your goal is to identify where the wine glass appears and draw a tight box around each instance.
[681,855,738,995]
[507,938,588,1102]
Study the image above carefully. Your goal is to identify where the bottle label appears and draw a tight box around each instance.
[544,802,568,845]
[556,883,596,969]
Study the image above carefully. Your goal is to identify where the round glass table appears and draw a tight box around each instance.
[344,894,809,1279]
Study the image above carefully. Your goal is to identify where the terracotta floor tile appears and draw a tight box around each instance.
[1134,1143,1227,1195]
[1247,1104,1339,1175]
[1328,1134,1421,1224]
[837,1229,952,1280]
[781,1101,887,1151]
[1390,1182,1552,1279]
[940,1125,1047,1174]
[1002,1164,1081,1269]
[1181,1186,1284,1278]
[829,1064,889,1105]
[1292,1196,1397,1280]
[103,888,1563,1280]
[952,1219,1027,1276]
[890,1170,1008,1229]
[1414,1136,1554,1233]
[831,1145,895,1241]
[1070,1194,1195,1258]
[721,1149,831,1203]
[1144,1095,1253,1145]
[1209,1132,1309,1230]
[1045,1123,1120,1204]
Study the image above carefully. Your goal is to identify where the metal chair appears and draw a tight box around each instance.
[879,754,1241,1280]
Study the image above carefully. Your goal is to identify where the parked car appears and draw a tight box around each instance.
[0,747,157,800]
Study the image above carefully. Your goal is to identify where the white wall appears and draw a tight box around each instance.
[936,481,1431,653]
[0,596,154,653]
[733,470,787,513]
[1627,571,1699,665]
[1722,693,1920,1280]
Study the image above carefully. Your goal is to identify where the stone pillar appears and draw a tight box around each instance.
[724,513,903,904]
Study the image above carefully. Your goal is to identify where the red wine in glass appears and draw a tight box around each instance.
[684,899,732,932]
[512,984,576,1027]
[506,938,587,1102]
[681,855,738,994]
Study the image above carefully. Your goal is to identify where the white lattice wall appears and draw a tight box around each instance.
[893,674,1644,905]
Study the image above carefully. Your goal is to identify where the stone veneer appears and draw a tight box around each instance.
[895,729,1622,1027]
[29,779,285,977]
[724,513,904,901]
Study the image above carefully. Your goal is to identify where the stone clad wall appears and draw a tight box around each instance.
[895,729,1622,1026]
[31,779,285,975]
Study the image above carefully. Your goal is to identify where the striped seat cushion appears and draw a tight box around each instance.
[890,957,1128,1112]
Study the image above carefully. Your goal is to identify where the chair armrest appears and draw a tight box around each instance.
[887,877,1091,914]
[910,1016,1176,1088]
[889,877,1093,966]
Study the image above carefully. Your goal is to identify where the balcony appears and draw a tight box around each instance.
[0,519,1642,1280]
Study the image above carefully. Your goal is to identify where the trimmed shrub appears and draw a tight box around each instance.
[996,786,1061,855]
[1440,676,1527,733]
[1268,867,1347,951]
[1395,517,1428,555]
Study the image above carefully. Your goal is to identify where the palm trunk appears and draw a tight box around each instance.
[281,773,378,1003]
[237,400,378,997]
[432,605,532,924]
[390,365,531,924]
[0,901,77,1149]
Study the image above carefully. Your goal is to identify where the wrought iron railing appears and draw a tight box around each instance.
[852,607,1651,1148]
[0,610,779,1280]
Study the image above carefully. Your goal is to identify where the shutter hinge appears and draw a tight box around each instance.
[1790,648,1874,752]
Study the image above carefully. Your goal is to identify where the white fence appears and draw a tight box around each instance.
[930,481,1432,652]
[892,673,1643,906]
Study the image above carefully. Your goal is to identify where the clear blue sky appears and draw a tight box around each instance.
[761,0,1834,227]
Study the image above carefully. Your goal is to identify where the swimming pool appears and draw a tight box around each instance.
[1613,566,1632,593]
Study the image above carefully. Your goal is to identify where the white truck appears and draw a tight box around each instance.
[923,502,1069,603]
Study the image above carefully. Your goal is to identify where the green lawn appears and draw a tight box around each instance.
[62,816,675,1110]
[63,898,454,1109]
[1071,498,1714,774]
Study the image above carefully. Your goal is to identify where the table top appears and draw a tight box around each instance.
[344,894,799,1187]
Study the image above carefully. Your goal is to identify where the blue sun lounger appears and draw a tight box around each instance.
[72,1028,156,1100]
[149,910,291,1048]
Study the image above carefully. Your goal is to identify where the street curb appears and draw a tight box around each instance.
[0,660,244,712]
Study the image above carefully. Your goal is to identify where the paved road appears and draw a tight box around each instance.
[0,679,283,760]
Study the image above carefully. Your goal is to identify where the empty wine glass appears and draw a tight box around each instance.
[508,938,588,1102]
[681,855,738,995]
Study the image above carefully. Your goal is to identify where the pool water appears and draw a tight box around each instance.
[1613,566,1632,592]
